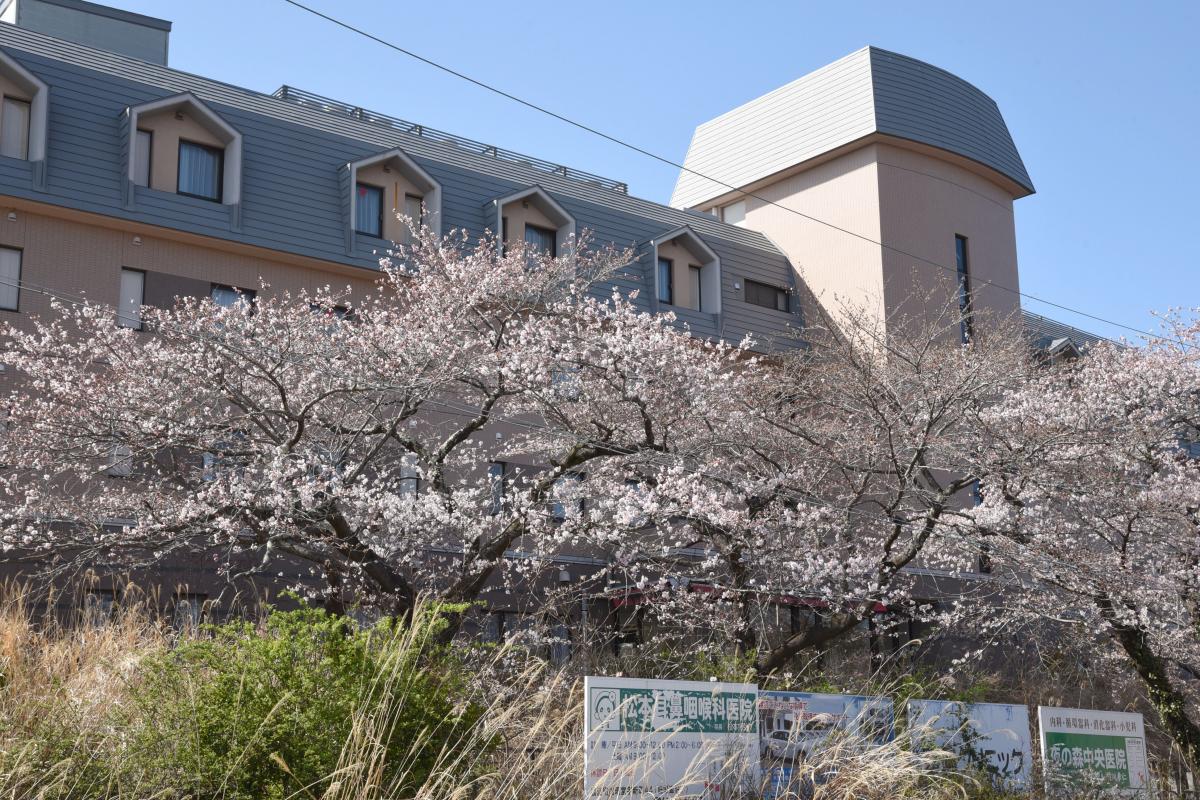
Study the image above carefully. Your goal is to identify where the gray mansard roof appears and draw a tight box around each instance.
[671,46,1034,209]
[0,21,804,350]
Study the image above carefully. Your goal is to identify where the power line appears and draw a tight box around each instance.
[278,0,1186,349]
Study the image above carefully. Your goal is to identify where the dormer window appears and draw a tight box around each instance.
[649,226,721,315]
[0,50,47,168]
[125,93,242,206]
[344,149,441,249]
[524,224,556,258]
[487,186,575,261]
[0,97,29,159]
[355,183,383,237]
[178,140,223,201]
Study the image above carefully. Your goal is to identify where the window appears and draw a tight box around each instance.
[488,461,506,516]
[689,266,702,312]
[211,284,256,310]
[0,246,19,311]
[399,453,420,497]
[355,183,383,237]
[656,257,673,305]
[721,200,746,226]
[403,193,423,238]
[82,588,115,626]
[745,279,788,312]
[524,224,556,258]
[133,130,152,187]
[955,235,973,343]
[0,97,29,160]
[107,441,133,477]
[177,140,223,201]
[117,268,145,330]
[172,593,206,632]
[550,472,584,520]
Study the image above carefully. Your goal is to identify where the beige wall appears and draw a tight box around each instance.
[737,143,885,333]
[655,238,702,310]
[734,139,1020,337]
[874,142,1020,334]
[501,199,557,248]
[0,205,378,329]
[138,108,226,194]
[355,161,424,244]
[0,73,30,103]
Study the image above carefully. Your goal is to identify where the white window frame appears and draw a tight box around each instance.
[0,246,20,311]
[118,268,145,330]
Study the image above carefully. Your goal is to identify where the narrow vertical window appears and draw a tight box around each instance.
[403,193,423,242]
[689,265,702,311]
[487,461,506,516]
[955,234,972,343]
[133,130,153,187]
[106,441,133,477]
[117,268,145,330]
[177,140,222,201]
[355,183,383,237]
[656,257,673,305]
[0,97,30,160]
[0,246,19,311]
[399,453,419,497]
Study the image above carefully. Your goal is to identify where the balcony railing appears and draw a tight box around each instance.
[272,85,629,195]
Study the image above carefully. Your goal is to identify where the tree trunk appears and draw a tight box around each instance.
[1098,594,1200,776]
[755,611,861,680]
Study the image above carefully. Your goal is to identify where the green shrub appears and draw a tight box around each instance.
[119,602,481,800]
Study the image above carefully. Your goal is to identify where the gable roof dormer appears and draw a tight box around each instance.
[123,92,242,207]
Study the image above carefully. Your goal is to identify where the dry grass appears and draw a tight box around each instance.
[0,588,1012,799]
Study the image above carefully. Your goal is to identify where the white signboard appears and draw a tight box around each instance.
[909,700,1033,791]
[1037,706,1148,795]
[584,676,759,800]
[759,691,895,798]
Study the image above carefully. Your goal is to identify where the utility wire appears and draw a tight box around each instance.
[278,0,1187,349]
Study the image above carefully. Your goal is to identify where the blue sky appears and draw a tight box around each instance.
[118,0,1196,341]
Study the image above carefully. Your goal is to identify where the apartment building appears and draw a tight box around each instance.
[0,0,1097,639]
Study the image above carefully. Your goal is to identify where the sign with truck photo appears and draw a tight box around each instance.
[758,691,895,797]
[1037,706,1148,795]
[584,676,759,800]
[908,700,1033,791]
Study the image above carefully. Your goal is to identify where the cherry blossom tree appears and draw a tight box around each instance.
[591,297,1031,678]
[0,227,747,627]
[972,310,1200,772]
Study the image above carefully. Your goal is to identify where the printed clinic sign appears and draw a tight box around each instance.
[909,700,1033,791]
[759,691,895,798]
[1037,706,1148,794]
[584,676,759,799]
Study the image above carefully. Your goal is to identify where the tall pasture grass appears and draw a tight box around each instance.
[0,587,1024,799]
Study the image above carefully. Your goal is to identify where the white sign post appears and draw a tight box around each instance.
[1037,706,1149,795]
[584,676,759,800]
[908,700,1033,791]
